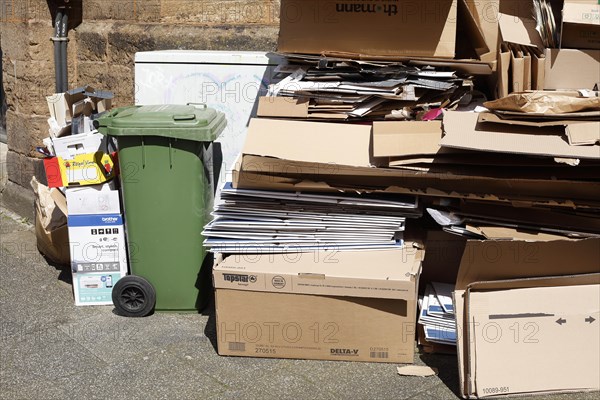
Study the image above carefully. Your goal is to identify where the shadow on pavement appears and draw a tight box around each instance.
[419,352,461,398]
[203,290,218,353]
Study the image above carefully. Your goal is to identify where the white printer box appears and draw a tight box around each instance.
[66,181,119,215]
[66,182,128,306]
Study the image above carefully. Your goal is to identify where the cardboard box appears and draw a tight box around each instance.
[65,181,119,215]
[72,271,125,306]
[214,248,423,363]
[46,86,113,129]
[66,183,127,305]
[43,152,115,188]
[278,0,458,58]
[67,213,128,269]
[52,131,107,160]
[68,213,127,307]
[454,238,600,398]
[544,48,600,89]
[561,0,600,50]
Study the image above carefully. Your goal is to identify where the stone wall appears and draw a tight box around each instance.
[1,0,279,190]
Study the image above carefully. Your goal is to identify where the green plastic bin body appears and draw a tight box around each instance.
[97,105,226,312]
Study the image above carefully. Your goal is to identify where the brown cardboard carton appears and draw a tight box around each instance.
[214,248,423,363]
[544,48,600,89]
[278,0,458,59]
[454,238,600,398]
[561,0,600,50]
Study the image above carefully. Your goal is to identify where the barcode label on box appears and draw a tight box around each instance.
[228,342,246,352]
[370,351,389,359]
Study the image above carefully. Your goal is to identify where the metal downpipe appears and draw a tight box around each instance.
[59,11,69,92]
[52,9,63,92]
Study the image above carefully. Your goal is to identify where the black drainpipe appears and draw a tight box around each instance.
[52,9,63,92]
[51,6,69,93]
[60,10,69,92]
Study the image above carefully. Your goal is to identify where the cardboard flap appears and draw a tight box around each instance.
[257,96,309,118]
[469,225,578,242]
[467,272,600,292]
[566,122,600,145]
[213,247,423,300]
[49,188,68,217]
[478,112,587,127]
[498,12,544,49]
[544,48,600,90]
[372,121,442,157]
[457,0,492,58]
[441,111,600,159]
[243,118,372,167]
[455,238,600,290]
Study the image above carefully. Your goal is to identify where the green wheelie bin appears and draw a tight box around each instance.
[96,104,226,317]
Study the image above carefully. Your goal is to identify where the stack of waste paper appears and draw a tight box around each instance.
[203,183,420,253]
[258,58,476,121]
[418,282,457,346]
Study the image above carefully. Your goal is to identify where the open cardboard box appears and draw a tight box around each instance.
[278,0,458,59]
[454,237,600,398]
[46,85,113,133]
[214,246,423,363]
[560,0,600,50]
[277,0,497,75]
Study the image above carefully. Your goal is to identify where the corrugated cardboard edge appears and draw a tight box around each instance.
[566,122,600,145]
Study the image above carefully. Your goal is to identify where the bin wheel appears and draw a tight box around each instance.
[112,275,156,318]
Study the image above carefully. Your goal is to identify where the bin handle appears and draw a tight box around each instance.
[141,136,146,169]
[186,102,207,109]
[169,139,173,169]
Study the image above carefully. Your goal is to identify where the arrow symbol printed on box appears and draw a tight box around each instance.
[585,316,596,324]
[556,318,567,325]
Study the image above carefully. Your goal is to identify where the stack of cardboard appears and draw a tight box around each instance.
[203,182,419,253]
[258,60,475,121]
[38,87,127,306]
[207,0,600,396]
[498,0,600,96]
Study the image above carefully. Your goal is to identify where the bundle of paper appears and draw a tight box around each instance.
[418,282,457,346]
[202,183,420,254]
[258,58,473,121]
[533,0,559,48]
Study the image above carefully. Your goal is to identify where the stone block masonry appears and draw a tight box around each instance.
[1,0,280,198]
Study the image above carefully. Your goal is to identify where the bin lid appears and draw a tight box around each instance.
[95,104,226,141]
